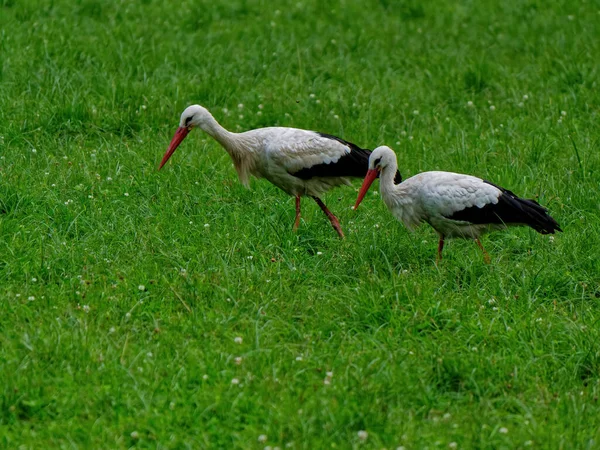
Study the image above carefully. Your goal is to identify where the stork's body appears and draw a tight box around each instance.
[160,105,395,237]
[355,146,562,262]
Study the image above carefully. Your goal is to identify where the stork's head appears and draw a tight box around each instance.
[159,104,213,170]
[368,145,396,172]
[354,146,397,210]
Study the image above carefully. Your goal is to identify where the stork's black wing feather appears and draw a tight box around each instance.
[291,133,402,183]
[446,180,562,234]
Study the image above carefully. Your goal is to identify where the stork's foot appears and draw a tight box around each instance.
[436,236,445,264]
[475,238,491,264]
[312,196,345,239]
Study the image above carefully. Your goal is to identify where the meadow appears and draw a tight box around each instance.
[1,0,600,448]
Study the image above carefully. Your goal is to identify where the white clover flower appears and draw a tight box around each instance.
[107,177,112,181]
[561,110,567,116]
[109,327,116,334]
[28,296,35,301]
[124,193,129,197]
[316,251,323,255]
[499,427,508,434]
[234,357,242,365]
[231,378,240,385]
[83,305,90,313]
[131,431,139,439]
[413,110,419,115]
[490,105,496,111]
[258,104,264,109]
[357,430,368,441]
[234,336,243,344]
[523,94,529,100]
[31,278,37,282]
[258,434,268,443]
[449,443,457,449]
[238,103,244,109]
[138,285,145,291]
[202,374,209,380]
[467,101,474,107]
[295,356,303,361]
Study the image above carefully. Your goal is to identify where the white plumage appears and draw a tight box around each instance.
[354,146,562,262]
[159,105,374,237]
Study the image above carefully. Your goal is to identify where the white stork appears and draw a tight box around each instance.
[159,105,400,238]
[354,146,562,262]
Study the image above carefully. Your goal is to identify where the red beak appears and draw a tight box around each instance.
[354,169,379,210]
[159,127,190,170]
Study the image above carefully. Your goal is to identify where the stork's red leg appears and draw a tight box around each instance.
[312,196,345,239]
[475,238,491,264]
[293,195,301,231]
[437,236,445,263]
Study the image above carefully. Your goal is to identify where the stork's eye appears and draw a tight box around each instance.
[373,157,382,167]
[185,116,193,126]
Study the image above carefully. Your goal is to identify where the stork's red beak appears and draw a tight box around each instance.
[354,169,379,210]
[159,127,190,170]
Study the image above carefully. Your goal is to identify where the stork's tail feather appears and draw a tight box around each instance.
[514,197,562,234]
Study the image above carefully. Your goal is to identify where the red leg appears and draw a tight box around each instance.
[312,197,345,239]
[475,238,491,264]
[293,195,301,231]
[437,236,445,263]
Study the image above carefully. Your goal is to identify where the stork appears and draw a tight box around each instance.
[159,105,400,238]
[354,146,562,262]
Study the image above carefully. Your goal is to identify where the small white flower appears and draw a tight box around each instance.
[258,434,268,443]
[238,103,244,109]
[396,141,401,145]
[234,336,243,344]
[295,356,303,361]
[467,101,474,107]
[397,447,406,450]
[189,221,193,225]
[31,148,37,153]
[146,352,153,358]
[489,105,496,111]
[203,374,209,380]
[107,177,112,181]
[28,296,35,301]
[257,111,262,116]
[109,327,116,333]
[567,15,574,20]
[231,378,240,385]
[239,114,244,119]
[499,427,508,434]
[131,431,139,439]
[125,312,131,319]
[326,371,333,377]
[83,305,90,313]
[234,356,242,365]
[549,236,555,243]
[413,110,419,115]
[169,401,175,410]
[258,104,264,109]
[357,430,368,441]
[333,114,339,119]
[449,443,457,449]
[141,105,147,110]
[523,94,529,100]
[247,255,253,260]
[31,278,37,282]
[472,346,478,352]
[316,251,323,255]
[518,102,524,107]
[124,193,129,197]
[323,378,331,385]
[561,110,567,116]
[409,136,414,140]
[138,285,145,291]
[204,223,210,228]
[400,130,407,136]
[316,99,321,104]
[51,184,56,187]
[488,298,496,305]
[331,39,336,44]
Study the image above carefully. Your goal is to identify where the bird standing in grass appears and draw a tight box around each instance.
[159,105,400,238]
[354,146,562,262]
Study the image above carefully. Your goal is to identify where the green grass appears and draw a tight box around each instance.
[1,0,600,448]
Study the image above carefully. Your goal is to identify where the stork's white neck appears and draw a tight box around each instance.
[198,113,239,150]
[379,158,400,200]
[198,111,256,186]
